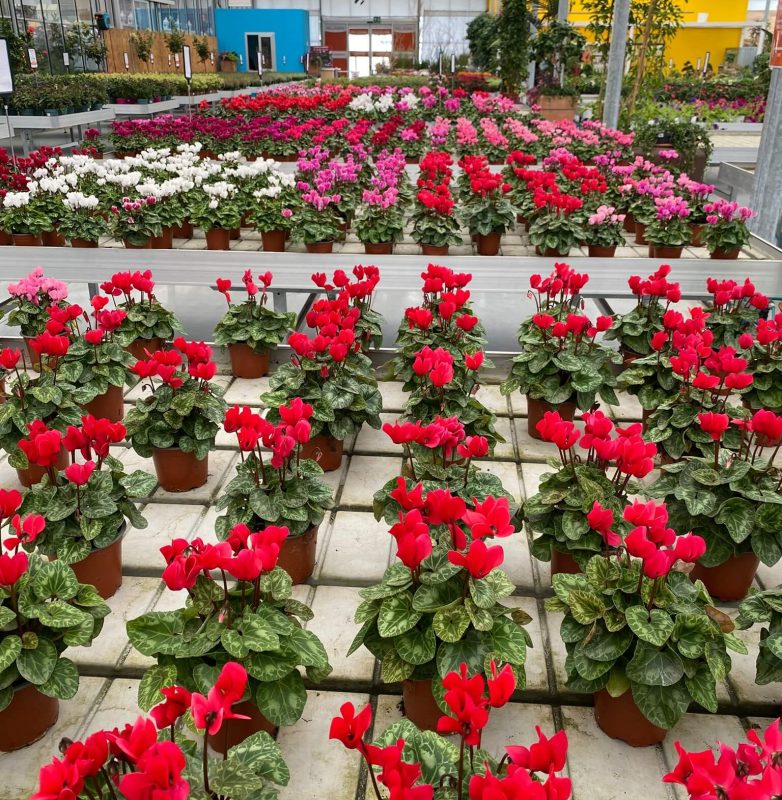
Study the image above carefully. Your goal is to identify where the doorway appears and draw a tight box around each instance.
[246,33,275,72]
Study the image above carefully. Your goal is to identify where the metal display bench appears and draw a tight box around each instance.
[7,108,116,154]
[104,99,181,117]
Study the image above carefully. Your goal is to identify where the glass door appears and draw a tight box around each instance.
[246,33,274,71]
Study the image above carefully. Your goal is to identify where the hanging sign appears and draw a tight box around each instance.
[182,45,192,80]
[28,48,38,69]
[0,39,14,95]
[772,12,782,67]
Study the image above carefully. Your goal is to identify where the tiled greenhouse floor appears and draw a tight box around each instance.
[2,376,779,800]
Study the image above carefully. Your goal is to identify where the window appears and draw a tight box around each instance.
[246,32,274,71]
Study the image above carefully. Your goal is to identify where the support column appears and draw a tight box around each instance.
[557,0,569,23]
[601,0,631,130]
[750,68,782,245]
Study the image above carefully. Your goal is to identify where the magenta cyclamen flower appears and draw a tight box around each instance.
[655,195,690,221]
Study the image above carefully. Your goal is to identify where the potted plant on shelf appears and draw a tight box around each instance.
[738,317,782,412]
[0,498,109,751]
[0,189,50,246]
[123,340,226,492]
[249,174,297,252]
[583,204,626,257]
[500,264,620,438]
[525,410,656,576]
[109,195,162,249]
[221,51,240,72]
[57,191,107,248]
[701,199,753,259]
[531,20,586,121]
[644,196,692,259]
[214,271,295,379]
[545,499,744,746]
[30,662,291,798]
[127,532,332,751]
[410,184,463,256]
[100,270,184,361]
[290,193,342,254]
[459,160,516,256]
[604,266,681,367]
[262,293,382,472]
[354,186,405,255]
[189,181,243,251]
[703,276,770,349]
[216,401,334,583]
[19,415,156,598]
[351,482,531,731]
[527,188,585,258]
[737,587,782,685]
[646,408,782,601]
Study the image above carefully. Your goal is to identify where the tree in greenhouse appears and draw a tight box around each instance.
[497,0,531,98]
[466,13,499,72]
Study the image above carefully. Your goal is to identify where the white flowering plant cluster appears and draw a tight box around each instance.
[249,172,298,233]
[0,187,52,235]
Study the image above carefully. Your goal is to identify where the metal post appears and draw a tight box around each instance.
[2,104,16,169]
[527,1,537,91]
[750,68,782,246]
[758,0,772,57]
[602,0,631,130]
[557,0,569,23]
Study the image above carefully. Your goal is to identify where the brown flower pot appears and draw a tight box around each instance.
[516,213,527,226]
[0,683,59,752]
[305,241,334,253]
[476,232,501,256]
[526,397,576,439]
[299,434,343,472]
[41,229,66,247]
[588,244,617,257]
[0,230,12,245]
[623,213,635,233]
[421,244,449,256]
[620,348,641,369]
[126,337,164,362]
[402,679,441,731]
[171,221,194,239]
[124,239,152,249]
[69,525,125,599]
[13,233,42,246]
[83,383,125,423]
[150,227,173,249]
[23,336,43,372]
[228,343,269,379]
[261,230,286,252]
[594,689,666,747]
[277,525,318,584]
[550,549,581,576]
[205,228,231,251]
[71,238,98,248]
[535,246,568,257]
[208,699,277,755]
[152,447,208,492]
[17,448,69,488]
[230,228,241,241]
[710,247,741,260]
[642,408,653,431]
[649,245,683,259]
[659,451,681,466]
[690,223,704,247]
[634,222,648,245]
[539,94,577,122]
[364,242,393,254]
[689,552,760,602]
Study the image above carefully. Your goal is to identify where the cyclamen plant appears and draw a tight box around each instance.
[213,270,296,356]
[701,198,753,256]
[30,662,290,800]
[57,191,108,244]
[5,267,69,337]
[331,666,571,800]
[739,317,782,412]
[526,188,585,257]
[737,589,782,685]
[583,205,626,249]
[410,151,463,250]
[109,195,162,247]
[644,195,692,249]
[703,276,770,349]
[127,527,332,729]
[525,410,657,570]
[459,157,516,236]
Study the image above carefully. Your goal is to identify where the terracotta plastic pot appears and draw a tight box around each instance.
[710,247,741,260]
[228,343,269,379]
[621,348,641,369]
[550,549,581,576]
[150,227,174,249]
[623,213,635,233]
[535,246,569,257]
[124,238,152,249]
[594,689,666,747]
[83,383,125,423]
[476,232,501,256]
[0,683,59,752]
[516,213,527,226]
[126,337,164,362]
[421,244,449,256]
[69,524,126,599]
[0,230,12,245]
[634,222,648,245]
[13,233,42,246]
[364,241,393,254]
[298,434,343,472]
[152,448,208,492]
[690,552,760,602]
[538,94,577,122]
[17,447,69,488]
[209,699,277,755]
[261,230,286,252]
[277,525,318,584]
[588,244,617,258]
[205,228,231,251]
[649,245,683,259]
[70,238,98,248]
[23,336,43,372]
[305,241,334,253]
[526,397,576,439]
[230,228,241,241]
[171,221,194,239]
[690,223,704,247]
[402,679,441,731]
[42,229,66,247]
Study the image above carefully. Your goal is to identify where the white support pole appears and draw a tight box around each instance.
[557,0,569,23]
[602,0,631,130]
[750,68,782,246]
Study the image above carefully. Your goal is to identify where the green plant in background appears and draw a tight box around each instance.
[0,19,34,74]
[65,22,107,67]
[129,30,154,70]
[193,35,212,69]
[497,0,531,98]
[466,13,499,73]
[532,19,586,93]
[737,587,782,684]
[164,23,185,55]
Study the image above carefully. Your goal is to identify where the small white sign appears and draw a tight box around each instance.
[123,51,129,69]
[257,50,263,76]
[150,52,154,64]
[0,39,14,95]
[210,52,214,64]
[450,54,455,73]
[182,45,192,80]
[175,52,180,67]
[28,48,38,69]
[63,51,69,67]
[702,51,711,74]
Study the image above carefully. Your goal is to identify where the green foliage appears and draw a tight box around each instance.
[742,343,782,413]
[354,203,406,245]
[497,0,531,97]
[66,335,134,402]
[129,30,154,64]
[113,297,183,347]
[213,299,295,353]
[605,300,665,358]
[527,211,585,256]
[65,22,107,64]
[289,206,342,245]
[164,25,186,56]
[410,205,463,249]
[546,556,744,728]
[646,454,782,567]
[0,556,108,707]
[466,13,499,72]
[736,588,782,685]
